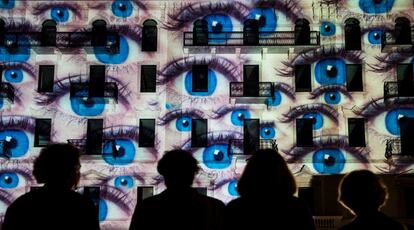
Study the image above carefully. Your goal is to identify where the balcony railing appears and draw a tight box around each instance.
[381,30,414,52]
[385,138,414,159]
[384,81,414,101]
[230,82,274,97]
[0,82,15,102]
[184,31,320,47]
[227,139,278,155]
[70,82,118,101]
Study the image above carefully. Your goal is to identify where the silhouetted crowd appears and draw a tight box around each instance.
[1,143,412,230]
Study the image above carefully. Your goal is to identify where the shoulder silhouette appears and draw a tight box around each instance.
[2,143,100,230]
[225,149,316,230]
[338,170,405,230]
[129,149,225,230]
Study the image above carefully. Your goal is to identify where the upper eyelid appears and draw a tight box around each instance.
[31,2,83,19]
[0,115,36,133]
[254,0,302,23]
[354,97,414,118]
[101,186,135,214]
[369,50,413,73]
[177,130,244,151]
[280,103,339,124]
[213,178,237,190]
[210,105,250,119]
[309,85,352,100]
[102,125,140,140]
[274,82,296,100]
[157,109,206,125]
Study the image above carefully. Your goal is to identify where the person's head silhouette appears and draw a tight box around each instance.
[237,149,296,198]
[33,143,81,189]
[339,170,387,215]
[157,149,199,189]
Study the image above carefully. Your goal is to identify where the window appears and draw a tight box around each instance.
[193,19,208,45]
[296,118,313,147]
[243,119,259,154]
[83,186,100,219]
[140,65,156,92]
[137,187,154,202]
[38,65,55,92]
[195,187,208,195]
[346,64,363,91]
[86,119,103,155]
[344,18,361,51]
[0,19,5,47]
[243,65,259,96]
[41,20,57,46]
[243,19,259,45]
[397,63,413,81]
[92,20,107,47]
[139,119,155,147]
[191,119,207,147]
[192,65,208,92]
[348,118,366,147]
[395,17,411,45]
[399,117,414,156]
[294,19,310,45]
[89,65,105,97]
[34,119,52,147]
[142,19,157,51]
[298,187,315,215]
[295,64,311,92]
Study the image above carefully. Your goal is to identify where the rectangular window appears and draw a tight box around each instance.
[346,64,363,92]
[195,187,208,195]
[296,118,313,147]
[192,65,208,92]
[89,65,105,97]
[298,187,315,215]
[243,119,260,155]
[243,65,259,96]
[139,119,155,147]
[191,119,207,147]
[38,65,55,93]
[404,187,414,218]
[348,118,366,147]
[399,117,414,156]
[0,65,3,82]
[397,63,413,81]
[137,186,154,202]
[140,65,156,92]
[86,119,103,155]
[83,186,100,219]
[34,119,52,147]
[295,65,311,92]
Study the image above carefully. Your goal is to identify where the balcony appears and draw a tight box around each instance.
[70,82,118,102]
[227,139,278,156]
[0,82,15,102]
[381,30,414,52]
[385,138,414,162]
[2,31,120,54]
[229,82,274,104]
[384,81,414,102]
[183,31,320,54]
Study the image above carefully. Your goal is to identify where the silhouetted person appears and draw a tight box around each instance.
[129,149,225,230]
[2,143,100,230]
[225,149,316,230]
[338,170,406,230]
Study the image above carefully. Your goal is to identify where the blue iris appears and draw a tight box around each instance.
[312,149,345,174]
[266,91,282,106]
[203,144,232,169]
[230,109,251,126]
[228,180,239,196]
[0,0,14,9]
[114,176,134,189]
[203,14,232,44]
[385,108,414,136]
[0,36,30,62]
[51,7,69,23]
[0,172,19,189]
[303,112,323,130]
[112,0,133,18]
[184,69,217,96]
[70,98,105,116]
[359,0,394,14]
[103,139,136,165]
[324,91,341,104]
[98,199,108,221]
[176,116,192,132]
[0,130,29,158]
[4,69,23,83]
[320,21,336,36]
[367,29,382,45]
[248,8,277,32]
[260,126,276,139]
[94,35,129,64]
[315,58,346,85]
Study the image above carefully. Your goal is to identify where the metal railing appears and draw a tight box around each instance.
[384,81,414,101]
[0,82,15,102]
[385,138,402,158]
[381,30,414,51]
[229,82,274,97]
[227,139,278,155]
[70,82,118,101]
[184,31,320,46]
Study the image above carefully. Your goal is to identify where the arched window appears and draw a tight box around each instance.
[142,19,157,52]
[193,19,208,45]
[395,17,411,45]
[294,19,310,45]
[0,19,5,47]
[92,20,107,47]
[41,20,57,46]
[344,18,361,50]
[243,19,259,45]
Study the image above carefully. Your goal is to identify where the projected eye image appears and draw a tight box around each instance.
[1,0,414,228]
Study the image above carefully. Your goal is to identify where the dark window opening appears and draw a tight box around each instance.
[38,65,55,92]
[295,19,310,45]
[243,65,259,96]
[89,65,105,97]
[346,64,363,91]
[296,118,313,147]
[137,187,154,202]
[193,19,208,45]
[243,119,260,155]
[92,20,107,47]
[395,17,411,45]
[348,118,366,147]
[191,119,207,147]
[41,20,57,46]
[139,119,155,147]
[243,19,259,45]
[399,117,414,156]
[345,18,361,51]
[142,19,157,52]
[34,119,52,147]
[298,187,315,215]
[192,64,208,92]
[0,19,5,47]
[83,186,100,220]
[397,63,413,82]
[295,64,312,92]
[140,65,156,92]
[86,119,103,155]
[195,187,208,195]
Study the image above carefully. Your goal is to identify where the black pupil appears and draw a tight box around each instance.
[7,138,17,148]
[121,179,128,185]
[329,93,336,100]
[214,151,224,161]
[238,113,244,120]
[374,33,380,40]
[57,10,64,17]
[3,0,9,4]
[264,129,271,135]
[212,23,223,33]
[84,99,95,107]
[117,147,125,157]
[324,154,335,166]
[324,25,331,32]
[10,72,17,78]
[119,3,127,11]
[326,66,338,78]
[258,16,266,27]
[373,0,383,4]
[182,120,189,127]
[4,176,12,184]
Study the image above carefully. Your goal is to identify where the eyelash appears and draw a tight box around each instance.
[309,85,352,100]
[178,130,243,152]
[210,105,250,119]
[280,103,339,124]
[354,97,414,119]
[158,108,205,126]
[32,2,83,21]
[100,185,135,215]
[0,115,36,133]
[369,50,413,73]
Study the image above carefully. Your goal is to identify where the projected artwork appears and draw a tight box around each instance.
[1,0,414,228]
